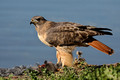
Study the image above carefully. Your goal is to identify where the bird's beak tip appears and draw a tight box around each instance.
[30,22,33,25]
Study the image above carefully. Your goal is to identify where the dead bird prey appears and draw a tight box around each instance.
[30,16,114,67]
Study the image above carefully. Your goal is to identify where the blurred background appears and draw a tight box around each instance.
[0,0,120,68]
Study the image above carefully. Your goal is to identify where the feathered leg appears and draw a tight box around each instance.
[56,50,73,67]
[56,50,61,64]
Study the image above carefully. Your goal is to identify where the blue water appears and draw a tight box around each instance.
[0,0,120,68]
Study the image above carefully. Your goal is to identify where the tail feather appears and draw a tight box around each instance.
[88,39,114,55]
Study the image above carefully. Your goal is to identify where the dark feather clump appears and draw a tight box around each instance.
[91,28,113,35]
[91,28,112,31]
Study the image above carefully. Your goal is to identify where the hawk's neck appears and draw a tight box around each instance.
[36,21,56,35]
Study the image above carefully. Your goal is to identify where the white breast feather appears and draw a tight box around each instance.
[38,34,51,46]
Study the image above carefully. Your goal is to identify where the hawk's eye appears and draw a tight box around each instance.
[36,18,40,21]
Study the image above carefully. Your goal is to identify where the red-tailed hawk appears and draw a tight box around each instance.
[30,16,114,67]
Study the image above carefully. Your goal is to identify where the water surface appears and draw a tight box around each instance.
[0,0,120,68]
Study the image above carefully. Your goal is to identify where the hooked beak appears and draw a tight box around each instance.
[30,21,34,25]
[30,19,38,25]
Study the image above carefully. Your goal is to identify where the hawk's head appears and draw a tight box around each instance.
[30,16,47,25]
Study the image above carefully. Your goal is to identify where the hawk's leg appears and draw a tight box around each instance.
[56,50,73,67]
[56,51,61,64]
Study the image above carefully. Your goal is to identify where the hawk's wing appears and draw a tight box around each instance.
[45,22,112,47]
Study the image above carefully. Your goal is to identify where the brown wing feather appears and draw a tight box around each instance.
[45,23,88,46]
[45,22,112,47]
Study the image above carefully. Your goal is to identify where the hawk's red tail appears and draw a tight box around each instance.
[88,39,114,55]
